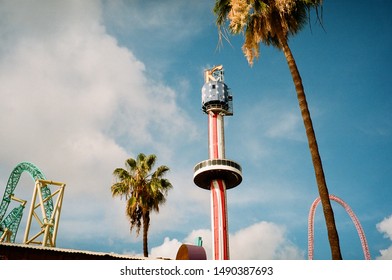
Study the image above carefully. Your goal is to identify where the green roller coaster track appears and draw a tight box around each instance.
[0,162,54,242]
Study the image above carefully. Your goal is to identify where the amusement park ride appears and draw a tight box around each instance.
[193,65,242,260]
[308,194,371,260]
[0,162,65,247]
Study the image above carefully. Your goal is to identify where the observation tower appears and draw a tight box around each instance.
[193,65,242,260]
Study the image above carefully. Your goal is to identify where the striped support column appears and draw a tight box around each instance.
[208,111,230,260]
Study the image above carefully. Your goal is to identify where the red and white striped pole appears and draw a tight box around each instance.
[208,112,229,259]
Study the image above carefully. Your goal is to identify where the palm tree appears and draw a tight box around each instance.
[111,153,173,257]
[214,0,342,259]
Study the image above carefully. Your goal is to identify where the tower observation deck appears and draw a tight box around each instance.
[193,65,242,260]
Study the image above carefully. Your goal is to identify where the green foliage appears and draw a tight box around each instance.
[214,0,323,64]
[110,153,172,256]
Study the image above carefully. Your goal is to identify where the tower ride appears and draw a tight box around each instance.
[193,65,242,260]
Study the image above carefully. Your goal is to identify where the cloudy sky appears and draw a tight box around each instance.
[0,0,391,260]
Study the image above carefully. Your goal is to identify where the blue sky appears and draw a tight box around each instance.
[0,0,391,260]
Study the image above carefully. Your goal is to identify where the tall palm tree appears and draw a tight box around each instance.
[111,153,172,257]
[214,0,343,259]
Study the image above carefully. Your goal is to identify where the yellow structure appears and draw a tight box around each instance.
[23,180,66,247]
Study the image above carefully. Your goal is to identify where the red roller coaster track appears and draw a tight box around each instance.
[308,194,371,260]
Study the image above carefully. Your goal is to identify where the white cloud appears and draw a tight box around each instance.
[150,237,182,259]
[376,215,392,260]
[377,215,392,240]
[0,0,198,246]
[150,222,304,260]
[377,247,392,260]
[230,221,304,260]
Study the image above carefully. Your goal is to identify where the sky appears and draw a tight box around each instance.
[0,0,391,260]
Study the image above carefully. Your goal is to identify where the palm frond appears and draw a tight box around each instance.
[214,0,231,27]
[113,168,131,181]
[137,153,146,166]
[144,154,156,172]
[214,0,233,46]
[111,182,130,198]
[126,158,137,171]
[153,165,170,178]
[159,178,173,192]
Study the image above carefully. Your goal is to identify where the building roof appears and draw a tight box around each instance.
[0,242,151,260]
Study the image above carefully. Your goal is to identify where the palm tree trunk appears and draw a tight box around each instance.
[280,39,343,260]
[142,211,150,257]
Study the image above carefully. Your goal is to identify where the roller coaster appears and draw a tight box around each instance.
[0,162,65,247]
[308,194,371,260]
